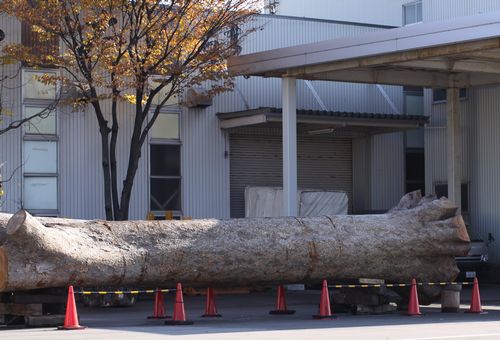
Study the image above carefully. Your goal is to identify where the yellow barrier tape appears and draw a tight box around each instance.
[327,281,473,289]
[76,288,174,295]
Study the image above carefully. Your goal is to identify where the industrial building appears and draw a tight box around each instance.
[1,0,500,271]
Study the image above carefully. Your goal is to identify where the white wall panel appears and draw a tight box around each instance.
[0,14,23,213]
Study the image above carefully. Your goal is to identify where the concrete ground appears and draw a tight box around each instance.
[1,285,500,340]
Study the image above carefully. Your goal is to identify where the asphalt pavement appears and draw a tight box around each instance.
[1,285,500,339]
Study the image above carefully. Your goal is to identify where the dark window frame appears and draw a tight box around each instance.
[432,88,468,103]
[434,182,469,213]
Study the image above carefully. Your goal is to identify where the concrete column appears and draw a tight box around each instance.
[446,88,461,212]
[282,77,298,216]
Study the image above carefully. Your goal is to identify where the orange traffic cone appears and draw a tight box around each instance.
[313,280,336,319]
[270,285,296,315]
[407,278,422,316]
[466,277,487,314]
[58,286,86,330]
[165,283,194,325]
[202,287,222,317]
[147,289,171,319]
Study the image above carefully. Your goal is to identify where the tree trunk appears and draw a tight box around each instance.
[0,192,470,295]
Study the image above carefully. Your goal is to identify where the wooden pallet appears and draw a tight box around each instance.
[0,288,66,327]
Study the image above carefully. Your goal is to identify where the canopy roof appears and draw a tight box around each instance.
[218,107,428,135]
[228,12,500,88]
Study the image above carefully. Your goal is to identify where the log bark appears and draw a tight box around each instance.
[0,192,470,294]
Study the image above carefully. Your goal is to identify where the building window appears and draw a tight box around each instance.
[433,88,468,103]
[23,106,56,135]
[21,69,59,215]
[150,113,179,140]
[434,183,469,213]
[23,176,58,210]
[23,71,57,100]
[403,1,423,26]
[148,77,178,107]
[404,86,423,115]
[149,144,181,212]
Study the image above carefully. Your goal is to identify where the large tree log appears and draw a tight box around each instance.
[0,192,470,294]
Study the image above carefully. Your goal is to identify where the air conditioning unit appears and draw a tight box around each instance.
[184,87,212,108]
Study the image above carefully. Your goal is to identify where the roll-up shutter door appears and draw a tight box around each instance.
[230,130,352,218]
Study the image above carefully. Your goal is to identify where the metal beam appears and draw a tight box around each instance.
[219,114,267,129]
[303,68,500,88]
[393,59,500,74]
[282,39,500,78]
[446,88,461,211]
[282,77,298,216]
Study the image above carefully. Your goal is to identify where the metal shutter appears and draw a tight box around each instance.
[230,130,352,218]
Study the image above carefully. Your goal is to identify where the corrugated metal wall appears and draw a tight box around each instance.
[371,132,405,210]
[0,15,23,213]
[421,1,500,264]
[469,87,500,263]
[58,102,149,220]
[182,15,405,218]
[2,14,405,220]
[423,0,500,22]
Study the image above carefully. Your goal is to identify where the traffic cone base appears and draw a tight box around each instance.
[270,310,296,315]
[164,320,195,325]
[465,310,488,314]
[465,277,487,314]
[270,285,296,315]
[164,283,193,326]
[312,314,337,319]
[147,290,172,319]
[147,315,172,319]
[202,313,222,317]
[312,280,336,320]
[406,278,423,317]
[58,325,87,330]
[201,288,222,318]
[58,286,86,330]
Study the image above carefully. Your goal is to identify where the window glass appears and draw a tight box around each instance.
[23,106,56,134]
[23,71,57,100]
[150,178,181,211]
[433,88,467,102]
[24,176,58,210]
[23,141,57,173]
[150,144,180,177]
[403,1,422,25]
[149,78,178,106]
[151,113,179,139]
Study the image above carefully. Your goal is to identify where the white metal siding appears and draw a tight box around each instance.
[229,129,352,218]
[371,132,405,210]
[423,0,500,22]
[182,15,402,219]
[275,0,407,26]
[470,87,500,263]
[0,15,23,213]
[2,14,405,220]
[58,102,149,220]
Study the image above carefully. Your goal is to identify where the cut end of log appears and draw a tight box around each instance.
[0,248,7,292]
[6,210,27,236]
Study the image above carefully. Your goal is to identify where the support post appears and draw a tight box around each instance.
[446,88,461,212]
[282,77,298,216]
